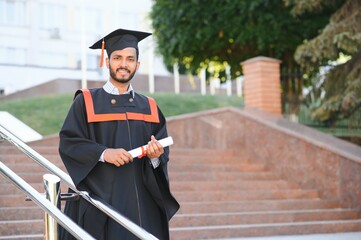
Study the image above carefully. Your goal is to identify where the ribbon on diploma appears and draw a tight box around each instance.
[128,136,174,158]
[138,146,147,158]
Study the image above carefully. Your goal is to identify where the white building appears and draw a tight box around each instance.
[0,0,170,95]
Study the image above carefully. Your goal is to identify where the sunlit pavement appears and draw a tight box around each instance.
[215,232,361,240]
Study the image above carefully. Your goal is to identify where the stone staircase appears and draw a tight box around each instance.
[1,137,361,239]
[168,149,361,239]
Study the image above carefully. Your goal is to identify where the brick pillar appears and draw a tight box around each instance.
[241,56,282,115]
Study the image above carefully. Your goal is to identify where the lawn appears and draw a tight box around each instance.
[0,92,243,136]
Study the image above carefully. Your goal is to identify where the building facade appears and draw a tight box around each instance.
[0,0,170,95]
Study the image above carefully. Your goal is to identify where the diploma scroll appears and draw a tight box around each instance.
[128,136,174,158]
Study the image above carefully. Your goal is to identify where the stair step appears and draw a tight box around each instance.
[0,219,44,236]
[3,163,66,173]
[0,154,61,164]
[169,219,361,239]
[27,136,59,146]
[170,148,236,157]
[174,189,320,202]
[0,195,40,207]
[0,207,43,221]
[171,209,361,227]
[171,180,299,191]
[177,199,341,214]
[0,234,43,240]
[169,171,281,181]
[170,156,244,164]
[169,163,267,172]
[0,144,59,155]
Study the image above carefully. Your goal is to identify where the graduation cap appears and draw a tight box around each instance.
[89,28,152,67]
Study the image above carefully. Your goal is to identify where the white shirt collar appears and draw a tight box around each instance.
[103,81,134,98]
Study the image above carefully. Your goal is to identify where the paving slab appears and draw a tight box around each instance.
[219,231,361,240]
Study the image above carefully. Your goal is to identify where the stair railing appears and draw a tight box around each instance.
[0,125,158,240]
[0,161,95,240]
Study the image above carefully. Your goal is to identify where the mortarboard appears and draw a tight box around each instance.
[89,28,152,67]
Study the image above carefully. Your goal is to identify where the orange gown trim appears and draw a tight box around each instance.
[81,89,160,123]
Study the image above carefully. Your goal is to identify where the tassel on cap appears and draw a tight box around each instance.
[99,38,105,67]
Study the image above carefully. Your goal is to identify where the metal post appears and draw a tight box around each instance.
[210,78,216,95]
[200,68,206,96]
[226,65,232,96]
[237,76,244,97]
[43,174,61,240]
[148,38,155,94]
[173,62,180,94]
[80,0,87,89]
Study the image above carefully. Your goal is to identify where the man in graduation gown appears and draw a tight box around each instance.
[58,28,179,240]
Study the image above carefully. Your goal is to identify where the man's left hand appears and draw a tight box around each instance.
[147,135,164,159]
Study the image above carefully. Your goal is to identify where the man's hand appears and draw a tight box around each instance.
[104,148,133,167]
[147,135,164,159]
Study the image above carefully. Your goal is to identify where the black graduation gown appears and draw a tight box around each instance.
[58,88,179,240]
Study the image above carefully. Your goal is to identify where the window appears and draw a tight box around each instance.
[73,8,102,34]
[76,54,100,70]
[0,47,26,65]
[86,9,102,33]
[39,3,66,31]
[40,52,67,68]
[87,54,99,70]
[0,0,26,26]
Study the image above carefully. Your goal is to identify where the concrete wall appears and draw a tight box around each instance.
[167,107,361,209]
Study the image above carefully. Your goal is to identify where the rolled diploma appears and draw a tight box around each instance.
[128,136,174,158]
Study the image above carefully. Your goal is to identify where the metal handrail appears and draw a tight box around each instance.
[0,125,158,240]
[0,162,95,240]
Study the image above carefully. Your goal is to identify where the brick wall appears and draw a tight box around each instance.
[241,56,282,115]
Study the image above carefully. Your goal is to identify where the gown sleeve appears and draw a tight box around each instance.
[59,92,107,187]
[144,106,180,220]
[151,107,170,164]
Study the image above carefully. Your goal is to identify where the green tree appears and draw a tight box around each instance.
[285,0,361,122]
[150,0,338,113]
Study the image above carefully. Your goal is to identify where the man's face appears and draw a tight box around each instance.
[107,47,139,84]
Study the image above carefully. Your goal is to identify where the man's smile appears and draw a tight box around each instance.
[117,68,130,74]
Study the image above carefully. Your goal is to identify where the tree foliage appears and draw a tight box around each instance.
[150,0,335,80]
[286,0,361,122]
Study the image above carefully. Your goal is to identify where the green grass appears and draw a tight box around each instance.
[0,92,243,136]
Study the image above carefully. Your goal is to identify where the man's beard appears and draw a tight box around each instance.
[109,65,136,84]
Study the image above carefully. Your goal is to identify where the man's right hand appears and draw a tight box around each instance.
[103,148,133,167]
